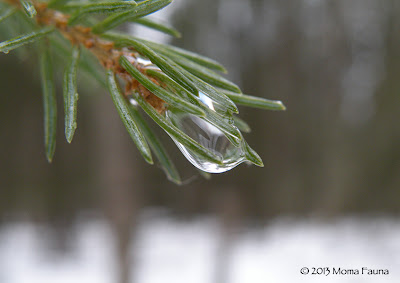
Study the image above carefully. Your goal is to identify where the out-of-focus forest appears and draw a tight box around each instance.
[1,0,400,282]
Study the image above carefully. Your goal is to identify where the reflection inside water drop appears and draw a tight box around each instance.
[166,92,245,173]
[198,92,215,111]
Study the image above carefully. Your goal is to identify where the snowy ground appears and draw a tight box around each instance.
[0,214,399,283]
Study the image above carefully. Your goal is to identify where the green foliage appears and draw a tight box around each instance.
[0,0,285,182]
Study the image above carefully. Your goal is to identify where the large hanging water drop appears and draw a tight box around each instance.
[166,92,246,173]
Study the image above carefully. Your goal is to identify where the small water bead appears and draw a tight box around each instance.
[135,55,161,71]
[136,56,153,66]
[26,6,36,18]
[125,54,159,70]
[165,92,247,173]
[129,97,138,107]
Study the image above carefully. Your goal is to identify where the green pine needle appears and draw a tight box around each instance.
[233,116,251,133]
[179,67,239,114]
[221,90,286,111]
[145,68,202,105]
[137,38,227,73]
[50,34,107,88]
[68,1,138,25]
[0,26,54,54]
[92,0,172,34]
[243,141,264,167]
[63,45,80,143]
[159,52,241,93]
[0,7,17,24]
[39,43,57,163]
[129,106,181,184]
[47,0,72,9]
[107,70,153,165]
[133,18,181,38]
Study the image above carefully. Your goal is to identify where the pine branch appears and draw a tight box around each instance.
[0,0,286,182]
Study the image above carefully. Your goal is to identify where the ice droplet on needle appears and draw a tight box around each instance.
[166,92,246,173]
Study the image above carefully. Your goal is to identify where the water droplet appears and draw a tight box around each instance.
[166,92,246,173]
[129,97,138,107]
[136,56,153,66]
[27,7,36,18]
[166,112,245,173]
[135,54,160,71]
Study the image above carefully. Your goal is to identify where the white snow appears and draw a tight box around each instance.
[0,215,399,283]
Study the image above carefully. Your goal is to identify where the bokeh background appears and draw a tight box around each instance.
[1,0,400,282]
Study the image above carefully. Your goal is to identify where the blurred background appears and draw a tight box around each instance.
[1,0,400,282]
